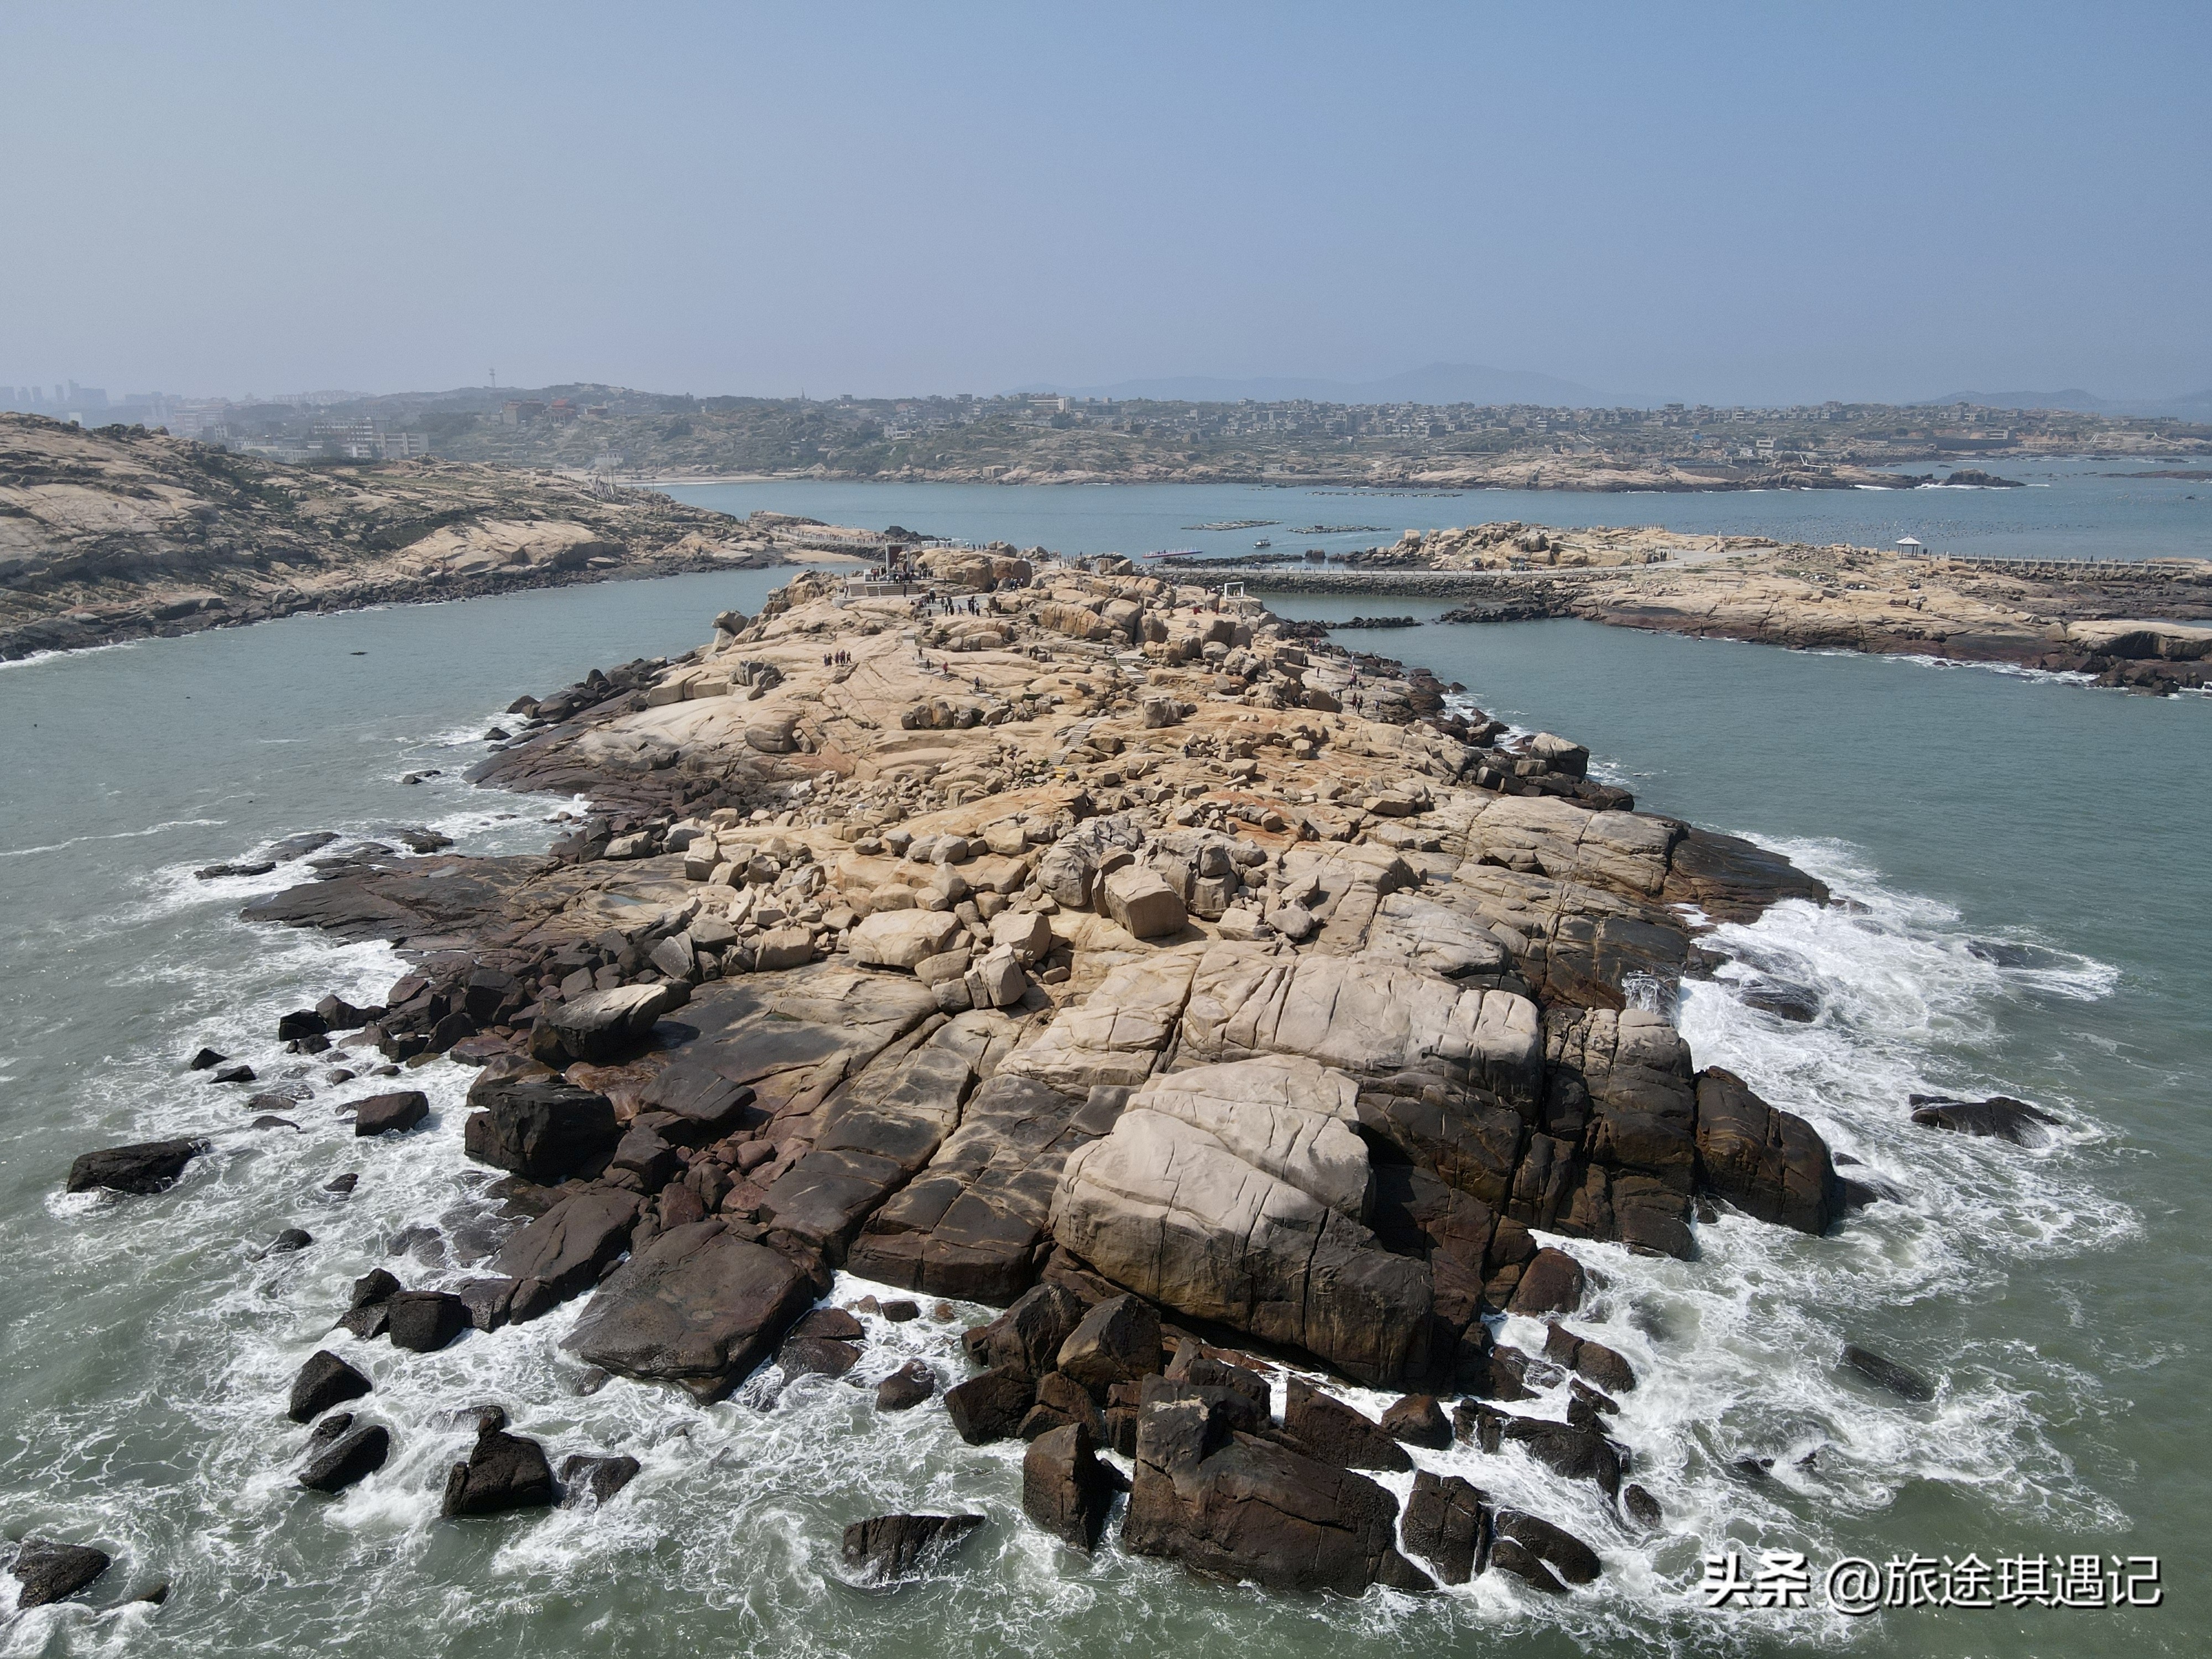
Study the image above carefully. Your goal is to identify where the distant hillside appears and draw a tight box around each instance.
[1022,361,1603,407]
[1922,388,2212,419]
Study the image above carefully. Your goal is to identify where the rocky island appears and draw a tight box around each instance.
[51,547,1958,1608]
[0,413,827,661]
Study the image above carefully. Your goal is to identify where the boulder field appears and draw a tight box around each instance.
[67,551,1884,1601]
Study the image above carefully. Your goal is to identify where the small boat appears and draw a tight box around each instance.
[1253,538,1272,549]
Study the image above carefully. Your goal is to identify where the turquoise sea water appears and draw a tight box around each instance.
[0,485,2205,1657]
[660,461,2212,565]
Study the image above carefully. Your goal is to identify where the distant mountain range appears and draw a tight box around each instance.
[1016,362,1603,408]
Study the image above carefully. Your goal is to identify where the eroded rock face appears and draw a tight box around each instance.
[1052,1104,1431,1386]
[849,1074,1118,1302]
[1695,1068,1845,1233]
[1124,1396,1432,1595]
[561,1219,814,1400]
[494,1188,641,1309]
[1133,1056,1371,1220]
[1180,946,1544,1108]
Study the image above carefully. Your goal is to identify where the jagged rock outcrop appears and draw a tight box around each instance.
[1124,1393,1432,1594]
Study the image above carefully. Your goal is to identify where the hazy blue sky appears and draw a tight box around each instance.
[4,2,2207,405]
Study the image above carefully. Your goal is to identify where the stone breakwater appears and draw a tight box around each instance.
[62,550,1917,1607]
[1233,533,2212,693]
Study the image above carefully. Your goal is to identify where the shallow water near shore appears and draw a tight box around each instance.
[1,557,2206,1656]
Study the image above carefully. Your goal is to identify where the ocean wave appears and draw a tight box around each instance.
[0,818,228,860]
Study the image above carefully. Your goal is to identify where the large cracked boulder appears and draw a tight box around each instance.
[1000,956,1197,1092]
[546,982,689,1064]
[1055,1293,1162,1397]
[1400,1469,1490,1584]
[1179,945,1543,1107]
[1124,1395,1432,1595]
[1524,1008,1700,1257]
[1283,1377,1411,1472]
[1694,1068,1845,1234]
[1134,1056,1371,1219]
[1022,1421,1122,1551]
[1051,1083,1431,1386]
[463,1067,620,1181]
[850,909,963,970]
[1100,864,1186,939]
[561,1218,814,1400]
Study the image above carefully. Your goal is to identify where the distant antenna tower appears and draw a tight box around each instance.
[489,367,497,390]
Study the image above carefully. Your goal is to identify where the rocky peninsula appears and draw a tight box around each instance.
[0,413,823,661]
[1234,521,2212,693]
[62,550,1942,1607]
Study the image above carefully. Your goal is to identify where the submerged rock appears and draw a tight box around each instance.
[875,1359,936,1411]
[65,1138,207,1196]
[352,1089,429,1137]
[1908,1094,2062,1146]
[1840,1342,1936,1402]
[840,1513,986,1582]
[8,1538,112,1608]
[299,1423,390,1493]
[559,1453,641,1507]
